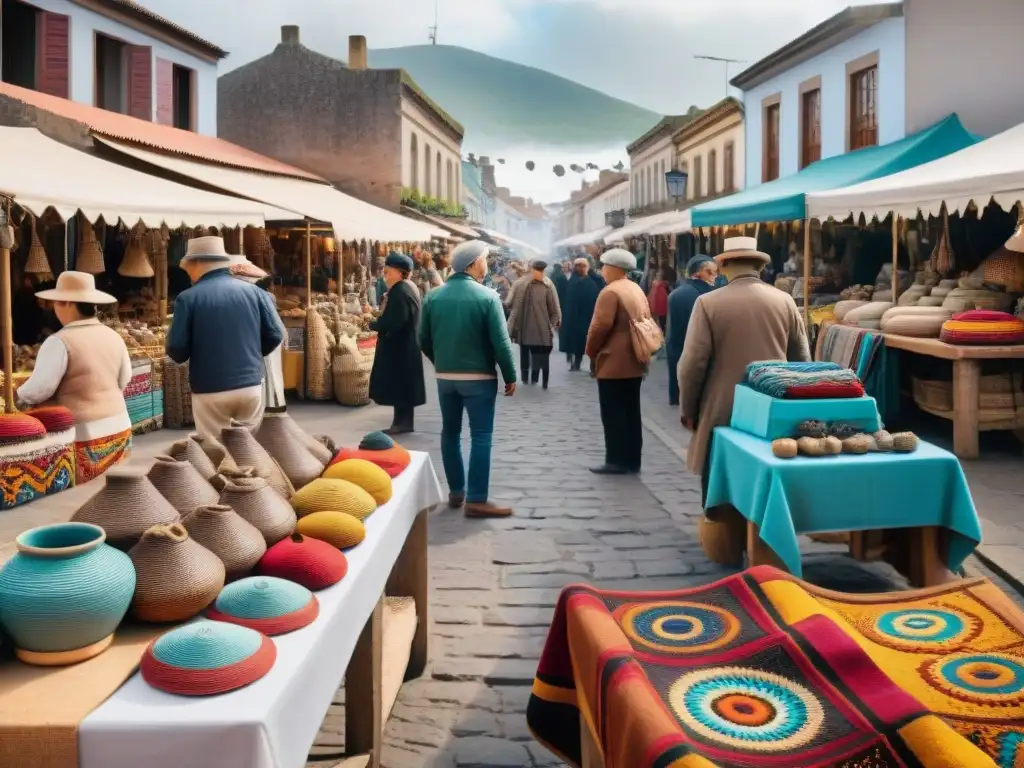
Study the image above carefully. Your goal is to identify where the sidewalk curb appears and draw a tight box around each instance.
[640,415,688,463]
[973,548,1024,596]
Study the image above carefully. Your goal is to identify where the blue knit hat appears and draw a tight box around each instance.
[385,251,414,272]
[686,255,713,276]
[452,240,491,273]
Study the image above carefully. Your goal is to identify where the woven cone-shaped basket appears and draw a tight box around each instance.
[169,435,219,481]
[128,523,226,623]
[119,238,155,278]
[71,469,180,550]
[209,465,263,493]
[182,504,267,581]
[280,417,334,465]
[304,309,332,401]
[147,454,220,516]
[192,433,237,474]
[253,410,324,489]
[24,216,52,276]
[221,425,293,499]
[291,478,377,521]
[219,477,296,546]
[77,222,105,275]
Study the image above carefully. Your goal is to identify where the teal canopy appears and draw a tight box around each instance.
[690,114,978,227]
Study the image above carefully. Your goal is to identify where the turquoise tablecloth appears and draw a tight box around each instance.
[705,427,981,576]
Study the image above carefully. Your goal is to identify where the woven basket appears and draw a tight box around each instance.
[332,347,373,407]
[71,470,180,550]
[253,409,324,489]
[912,374,1024,413]
[834,300,868,322]
[206,576,318,636]
[303,309,333,401]
[163,358,193,429]
[322,459,393,505]
[843,301,893,326]
[983,247,1024,292]
[291,478,377,520]
[182,504,267,581]
[128,523,226,623]
[282,415,333,465]
[295,511,366,550]
[147,454,220,516]
[880,313,949,338]
[257,533,348,591]
[168,435,219,481]
[221,425,294,499]
[219,477,297,546]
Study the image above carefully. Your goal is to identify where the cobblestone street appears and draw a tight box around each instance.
[298,351,936,768]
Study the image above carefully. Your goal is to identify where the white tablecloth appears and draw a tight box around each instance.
[80,451,443,768]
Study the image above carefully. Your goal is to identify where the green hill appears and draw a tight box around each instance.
[367,45,660,147]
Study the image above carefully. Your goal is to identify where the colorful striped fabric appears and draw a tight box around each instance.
[744,362,866,400]
[940,318,1024,346]
[527,566,1019,767]
[75,428,131,484]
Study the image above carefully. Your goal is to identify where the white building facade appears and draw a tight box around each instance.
[735,0,1024,189]
[402,97,462,206]
[0,0,225,134]
[628,122,678,215]
[674,97,745,204]
[583,178,629,232]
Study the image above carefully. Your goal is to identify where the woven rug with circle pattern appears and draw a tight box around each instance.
[527,565,1024,767]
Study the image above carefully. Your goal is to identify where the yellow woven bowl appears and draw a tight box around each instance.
[322,459,393,505]
[290,478,376,520]
[296,511,366,550]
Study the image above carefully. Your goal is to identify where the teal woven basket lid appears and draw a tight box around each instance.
[151,620,263,669]
[358,431,394,451]
[213,576,312,620]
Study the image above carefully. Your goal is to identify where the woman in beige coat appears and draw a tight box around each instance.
[507,260,561,388]
[677,237,810,563]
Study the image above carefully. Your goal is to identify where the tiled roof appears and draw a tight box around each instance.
[90,0,228,58]
[0,82,325,181]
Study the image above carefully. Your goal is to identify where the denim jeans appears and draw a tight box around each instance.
[437,378,498,503]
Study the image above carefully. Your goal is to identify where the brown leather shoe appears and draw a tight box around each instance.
[464,501,513,518]
[448,492,465,508]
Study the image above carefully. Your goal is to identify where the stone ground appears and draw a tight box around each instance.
[1,351,1020,768]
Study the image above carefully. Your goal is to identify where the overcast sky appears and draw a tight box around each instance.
[145,0,876,200]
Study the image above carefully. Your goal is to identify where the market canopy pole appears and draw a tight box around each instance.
[1,199,13,411]
[305,220,312,309]
[891,212,899,303]
[803,218,811,329]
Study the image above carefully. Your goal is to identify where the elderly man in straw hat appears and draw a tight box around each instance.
[677,236,810,566]
[166,235,284,439]
[17,271,133,483]
[420,240,517,518]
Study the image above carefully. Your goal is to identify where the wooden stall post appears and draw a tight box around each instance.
[305,220,312,309]
[346,598,383,766]
[1,242,12,412]
[891,213,899,302]
[802,219,811,328]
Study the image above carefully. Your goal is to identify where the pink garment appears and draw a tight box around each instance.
[648,280,670,317]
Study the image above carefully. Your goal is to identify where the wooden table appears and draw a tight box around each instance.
[882,333,1024,459]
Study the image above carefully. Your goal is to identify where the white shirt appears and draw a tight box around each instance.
[17,319,133,440]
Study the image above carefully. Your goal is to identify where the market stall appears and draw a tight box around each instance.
[806,120,1024,458]
[552,225,614,251]
[0,420,443,768]
[602,211,680,244]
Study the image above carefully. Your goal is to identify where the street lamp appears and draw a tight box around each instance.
[665,169,688,208]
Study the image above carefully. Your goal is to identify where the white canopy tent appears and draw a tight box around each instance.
[647,209,693,236]
[96,138,447,242]
[806,121,1024,221]
[474,227,540,255]
[553,225,613,249]
[0,127,291,226]
[603,211,680,244]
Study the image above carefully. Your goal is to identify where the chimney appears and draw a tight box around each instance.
[349,35,367,70]
[481,162,496,193]
[281,25,300,45]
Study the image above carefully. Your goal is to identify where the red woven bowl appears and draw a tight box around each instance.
[328,446,411,477]
[951,309,1017,323]
[257,534,348,590]
[0,413,46,443]
[23,406,74,434]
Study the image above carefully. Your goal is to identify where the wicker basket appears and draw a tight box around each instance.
[983,248,1024,292]
[163,358,193,429]
[303,308,333,401]
[182,504,267,581]
[332,347,373,407]
[147,454,220,515]
[219,477,297,546]
[912,373,1024,414]
[221,425,294,499]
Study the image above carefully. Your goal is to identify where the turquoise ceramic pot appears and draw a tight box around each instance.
[0,522,136,654]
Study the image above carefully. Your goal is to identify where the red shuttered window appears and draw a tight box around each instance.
[127,45,152,121]
[155,58,173,125]
[36,12,70,99]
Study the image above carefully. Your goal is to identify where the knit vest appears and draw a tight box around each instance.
[54,321,127,423]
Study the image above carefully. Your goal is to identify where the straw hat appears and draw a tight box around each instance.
[715,236,771,266]
[182,236,231,263]
[36,271,116,304]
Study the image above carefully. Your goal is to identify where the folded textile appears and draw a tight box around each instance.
[940,317,1024,345]
[744,361,865,399]
[527,566,1015,768]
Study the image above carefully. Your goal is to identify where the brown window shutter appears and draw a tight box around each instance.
[35,12,70,99]
[127,45,153,121]
[155,58,173,125]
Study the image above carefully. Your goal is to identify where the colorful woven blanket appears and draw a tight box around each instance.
[527,566,1024,767]
[744,362,866,400]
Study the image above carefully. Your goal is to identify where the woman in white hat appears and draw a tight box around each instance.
[17,271,133,483]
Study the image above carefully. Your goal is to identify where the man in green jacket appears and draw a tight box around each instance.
[420,240,518,518]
